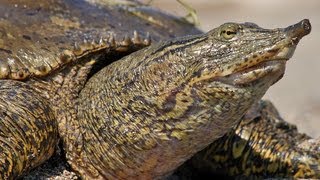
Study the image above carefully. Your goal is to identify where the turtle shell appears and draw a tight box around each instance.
[0,0,201,80]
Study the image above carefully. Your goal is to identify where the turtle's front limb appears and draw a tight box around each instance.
[0,80,58,179]
[180,100,320,179]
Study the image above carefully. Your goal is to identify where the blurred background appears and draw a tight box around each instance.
[142,0,320,137]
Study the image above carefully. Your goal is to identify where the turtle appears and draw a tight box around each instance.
[0,0,318,179]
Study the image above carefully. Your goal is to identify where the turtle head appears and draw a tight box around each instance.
[185,19,311,86]
[179,20,311,115]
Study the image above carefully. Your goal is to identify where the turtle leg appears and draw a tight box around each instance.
[176,100,320,179]
[0,80,58,179]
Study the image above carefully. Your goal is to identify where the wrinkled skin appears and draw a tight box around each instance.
[0,0,318,179]
[24,100,320,179]
[77,19,313,179]
[176,100,320,179]
[0,0,201,179]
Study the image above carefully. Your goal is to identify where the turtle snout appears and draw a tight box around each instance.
[284,19,311,44]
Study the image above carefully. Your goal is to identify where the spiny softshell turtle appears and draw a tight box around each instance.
[0,0,318,179]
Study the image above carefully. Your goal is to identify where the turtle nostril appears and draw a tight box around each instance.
[284,19,312,40]
[301,19,311,34]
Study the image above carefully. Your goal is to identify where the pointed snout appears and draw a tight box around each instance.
[284,19,311,43]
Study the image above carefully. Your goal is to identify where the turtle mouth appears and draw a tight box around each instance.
[216,45,296,86]
[213,19,311,86]
[226,59,286,85]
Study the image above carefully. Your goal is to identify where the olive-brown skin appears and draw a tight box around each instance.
[0,80,57,179]
[0,0,318,179]
[178,100,320,179]
[0,0,201,179]
[76,19,313,179]
[23,100,320,179]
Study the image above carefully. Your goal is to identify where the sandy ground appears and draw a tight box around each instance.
[148,0,320,138]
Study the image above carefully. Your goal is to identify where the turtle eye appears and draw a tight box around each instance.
[220,26,238,40]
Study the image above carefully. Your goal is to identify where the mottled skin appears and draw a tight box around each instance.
[177,100,320,179]
[0,0,201,179]
[23,100,320,179]
[76,19,312,179]
[0,0,318,179]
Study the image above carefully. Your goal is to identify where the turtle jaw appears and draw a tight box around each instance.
[217,45,295,86]
[217,60,285,86]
